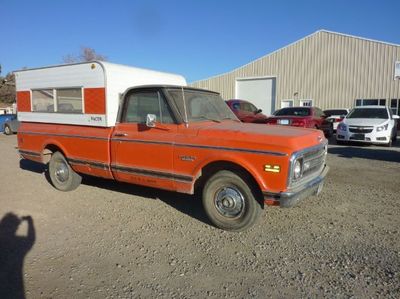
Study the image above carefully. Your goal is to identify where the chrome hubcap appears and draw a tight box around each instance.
[55,161,69,183]
[214,186,245,218]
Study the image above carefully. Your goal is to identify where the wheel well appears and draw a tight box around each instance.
[42,144,64,164]
[194,161,263,207]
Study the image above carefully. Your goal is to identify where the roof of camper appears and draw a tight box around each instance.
[14,61,181,75]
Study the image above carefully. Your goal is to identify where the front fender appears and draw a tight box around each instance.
[191,152,289,192]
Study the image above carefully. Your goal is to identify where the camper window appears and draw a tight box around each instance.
[32,89,54,112]
[56,88,83,113]
[31,88,83,113]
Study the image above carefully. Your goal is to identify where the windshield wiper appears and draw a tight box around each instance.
[197,116,221,123]
[221,117,241,122]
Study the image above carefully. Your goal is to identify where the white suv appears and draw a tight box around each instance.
[336,106,399,147]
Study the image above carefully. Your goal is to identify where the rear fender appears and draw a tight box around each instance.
[41,139,69,164]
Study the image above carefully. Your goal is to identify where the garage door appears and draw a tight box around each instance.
[235,77,276,115]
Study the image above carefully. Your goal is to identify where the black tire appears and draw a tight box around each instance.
[336,140,345,145]
[324,124,333,138]
[4,125,12,135]
[48,151,82,191]
[392,129,397,142]
[384,138,392,147]
[202,170,262,232]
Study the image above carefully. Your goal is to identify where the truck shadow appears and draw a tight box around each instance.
[19,159,212,226]
[82,176,213,227]
[19,159,46,174]
[328,145,400,163]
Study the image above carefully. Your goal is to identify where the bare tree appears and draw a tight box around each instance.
[63,47,108,63]
[0,72,16,104]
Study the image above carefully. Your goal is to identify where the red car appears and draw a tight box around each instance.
[266,106,333,137]
[226,99,268,123]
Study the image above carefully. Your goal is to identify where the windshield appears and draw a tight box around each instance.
[274,107,311,116]
[241,102,258,113]
[347,108,388,119]
[324,109,348,117]
[167,88,238,123]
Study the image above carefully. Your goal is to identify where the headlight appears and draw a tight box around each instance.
[293,159,303,180]
[376,124,388,132]
[337,123,347,131]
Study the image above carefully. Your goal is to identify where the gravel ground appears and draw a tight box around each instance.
[0,134,399,298]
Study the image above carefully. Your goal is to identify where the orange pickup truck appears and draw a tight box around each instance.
[15,62,328,231]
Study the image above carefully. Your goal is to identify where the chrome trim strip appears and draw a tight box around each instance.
[111,138,287,157]
[19,150,41,157]
[110,164,193,182]
[68,158,109,170]
[19,132,287,156]
[175,143,287,156]
[18,131,109,141]
[111,138,173,146]
[65,156,193,182]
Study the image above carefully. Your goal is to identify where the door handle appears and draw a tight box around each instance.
[114,133,128,137]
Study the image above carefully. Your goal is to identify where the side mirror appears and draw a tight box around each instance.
[254,109,262,114]
[146,114,157,128]
[393,115,400,120]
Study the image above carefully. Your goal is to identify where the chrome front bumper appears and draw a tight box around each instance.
[263,165,329,208]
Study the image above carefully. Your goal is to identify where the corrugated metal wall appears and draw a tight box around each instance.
[191,31,400,110]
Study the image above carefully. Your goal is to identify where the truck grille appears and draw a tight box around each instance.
[289,142,327,188]
[302,147,326,178]
[349,126,373,133]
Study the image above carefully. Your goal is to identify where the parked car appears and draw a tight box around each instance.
[4,115,20,135]
[336,106,399,147]
[266,106,334,137]
[226,99,268,123]
[323,108,350,131]
[0,114,18,134]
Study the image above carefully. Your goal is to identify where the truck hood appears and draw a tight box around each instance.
[343,118,387,126]
[195,121,325,154]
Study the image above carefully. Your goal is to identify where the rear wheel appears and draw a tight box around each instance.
[202,170,262,232]
[48,151,82,191]
[4,125,11,135]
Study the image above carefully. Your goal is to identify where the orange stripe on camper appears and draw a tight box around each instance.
[17,91,31,112]
[84,88,106,114]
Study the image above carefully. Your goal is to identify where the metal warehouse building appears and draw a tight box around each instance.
[191,30,400,116]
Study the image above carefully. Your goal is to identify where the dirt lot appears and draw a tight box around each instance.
[0,134,399,298]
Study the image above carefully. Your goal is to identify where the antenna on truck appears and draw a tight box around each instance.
[181,87,189,128]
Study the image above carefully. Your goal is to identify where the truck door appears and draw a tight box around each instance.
[110,88,177,190]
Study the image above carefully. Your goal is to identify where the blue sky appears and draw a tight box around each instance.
[1,0,399,82]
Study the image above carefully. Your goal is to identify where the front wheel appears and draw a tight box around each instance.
[4,125,12,135]
[384,138,392,147]
[325,124,334,138]
[336,139,346,145]
[48,151,82,191]
[392,129,397,142]
[202,170,262,232]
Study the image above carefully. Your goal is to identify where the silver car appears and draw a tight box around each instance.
[3,115,20,135]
